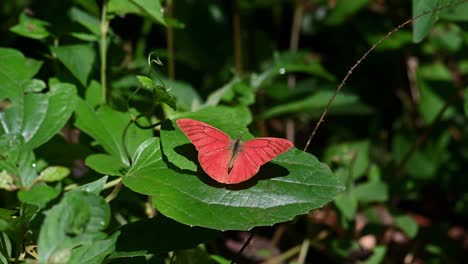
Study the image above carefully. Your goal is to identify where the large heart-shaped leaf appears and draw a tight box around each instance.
[124,123,344,230]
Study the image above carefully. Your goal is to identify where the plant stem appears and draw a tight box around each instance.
[286,1,303,143]
[122,119,134,166]
[233,2,243,76]
[100,0,109,105]
[297,238,310,264]
[105,180,123,203]
[166,0,175,79]
[262,244,301,264]
[103,178,122,190]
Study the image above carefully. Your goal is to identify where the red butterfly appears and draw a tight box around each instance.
[176,118,293,184]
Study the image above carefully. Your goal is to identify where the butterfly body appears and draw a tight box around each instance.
[177,118,293,184]
[228,138,242,172]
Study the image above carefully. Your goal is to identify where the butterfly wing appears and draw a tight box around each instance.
[227,138,293,184]
[176,118,233,183]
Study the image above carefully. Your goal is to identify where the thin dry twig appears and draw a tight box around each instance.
[303,0,468,152]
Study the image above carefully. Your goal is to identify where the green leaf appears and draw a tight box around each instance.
[136,75,176,110]
[439,0,468,21]
[0,79,77,150]
[123,138,343,230]
[26,78,78,149]
[68,232,120,264]
[25,79,47,93]
[416,71,454,123]
[0,232,11,263]
[419,63,453,81]
[325,0,371,26]
[74,0,100,16]
[394,214,419,238]
[131,0,166,25]
[205,76,254,107]
[69,7,100,36]
[428,23,464,53]
[74,176,108,194]
[367,31,413,51]
[115,216,220,255]
[334,192,357,220]
[362,246,387,264]
[323,140,370,180]
[37,191,113,263]
[10,12,50,40]
[0,48,42,102]
[0,148,38,187]
[393,134,439,179]
[70,32,98,41]
[17,183,60,208]
[74,100,152,167]
[108,0,143,17]
[160,106,252,171]
[251,51,334,89]
[51,44,96,86]
[412,0,439,43]
[354,181,388,202]
[0,208,16,219]
[37,166,70,182]
[160,77,201,111]
[85,80,102,108]
[260,91,371,119]
[0,171,15,191]
[86,154,125,176]
[0,220,9,232]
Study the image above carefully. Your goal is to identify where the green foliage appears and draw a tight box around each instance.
[37,190,117,264]
[0,0,467,263]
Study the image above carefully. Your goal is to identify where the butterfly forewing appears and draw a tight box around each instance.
[176,118,233,182]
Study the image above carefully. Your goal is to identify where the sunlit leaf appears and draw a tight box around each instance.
[51,44,96,86]
[10,13,50,40]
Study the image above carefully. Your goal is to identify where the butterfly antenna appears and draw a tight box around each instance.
[303,0,468,152]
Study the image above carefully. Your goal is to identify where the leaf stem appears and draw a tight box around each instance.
[122,119,134,166]
[105,180,123,203]
[103,178,122,190]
